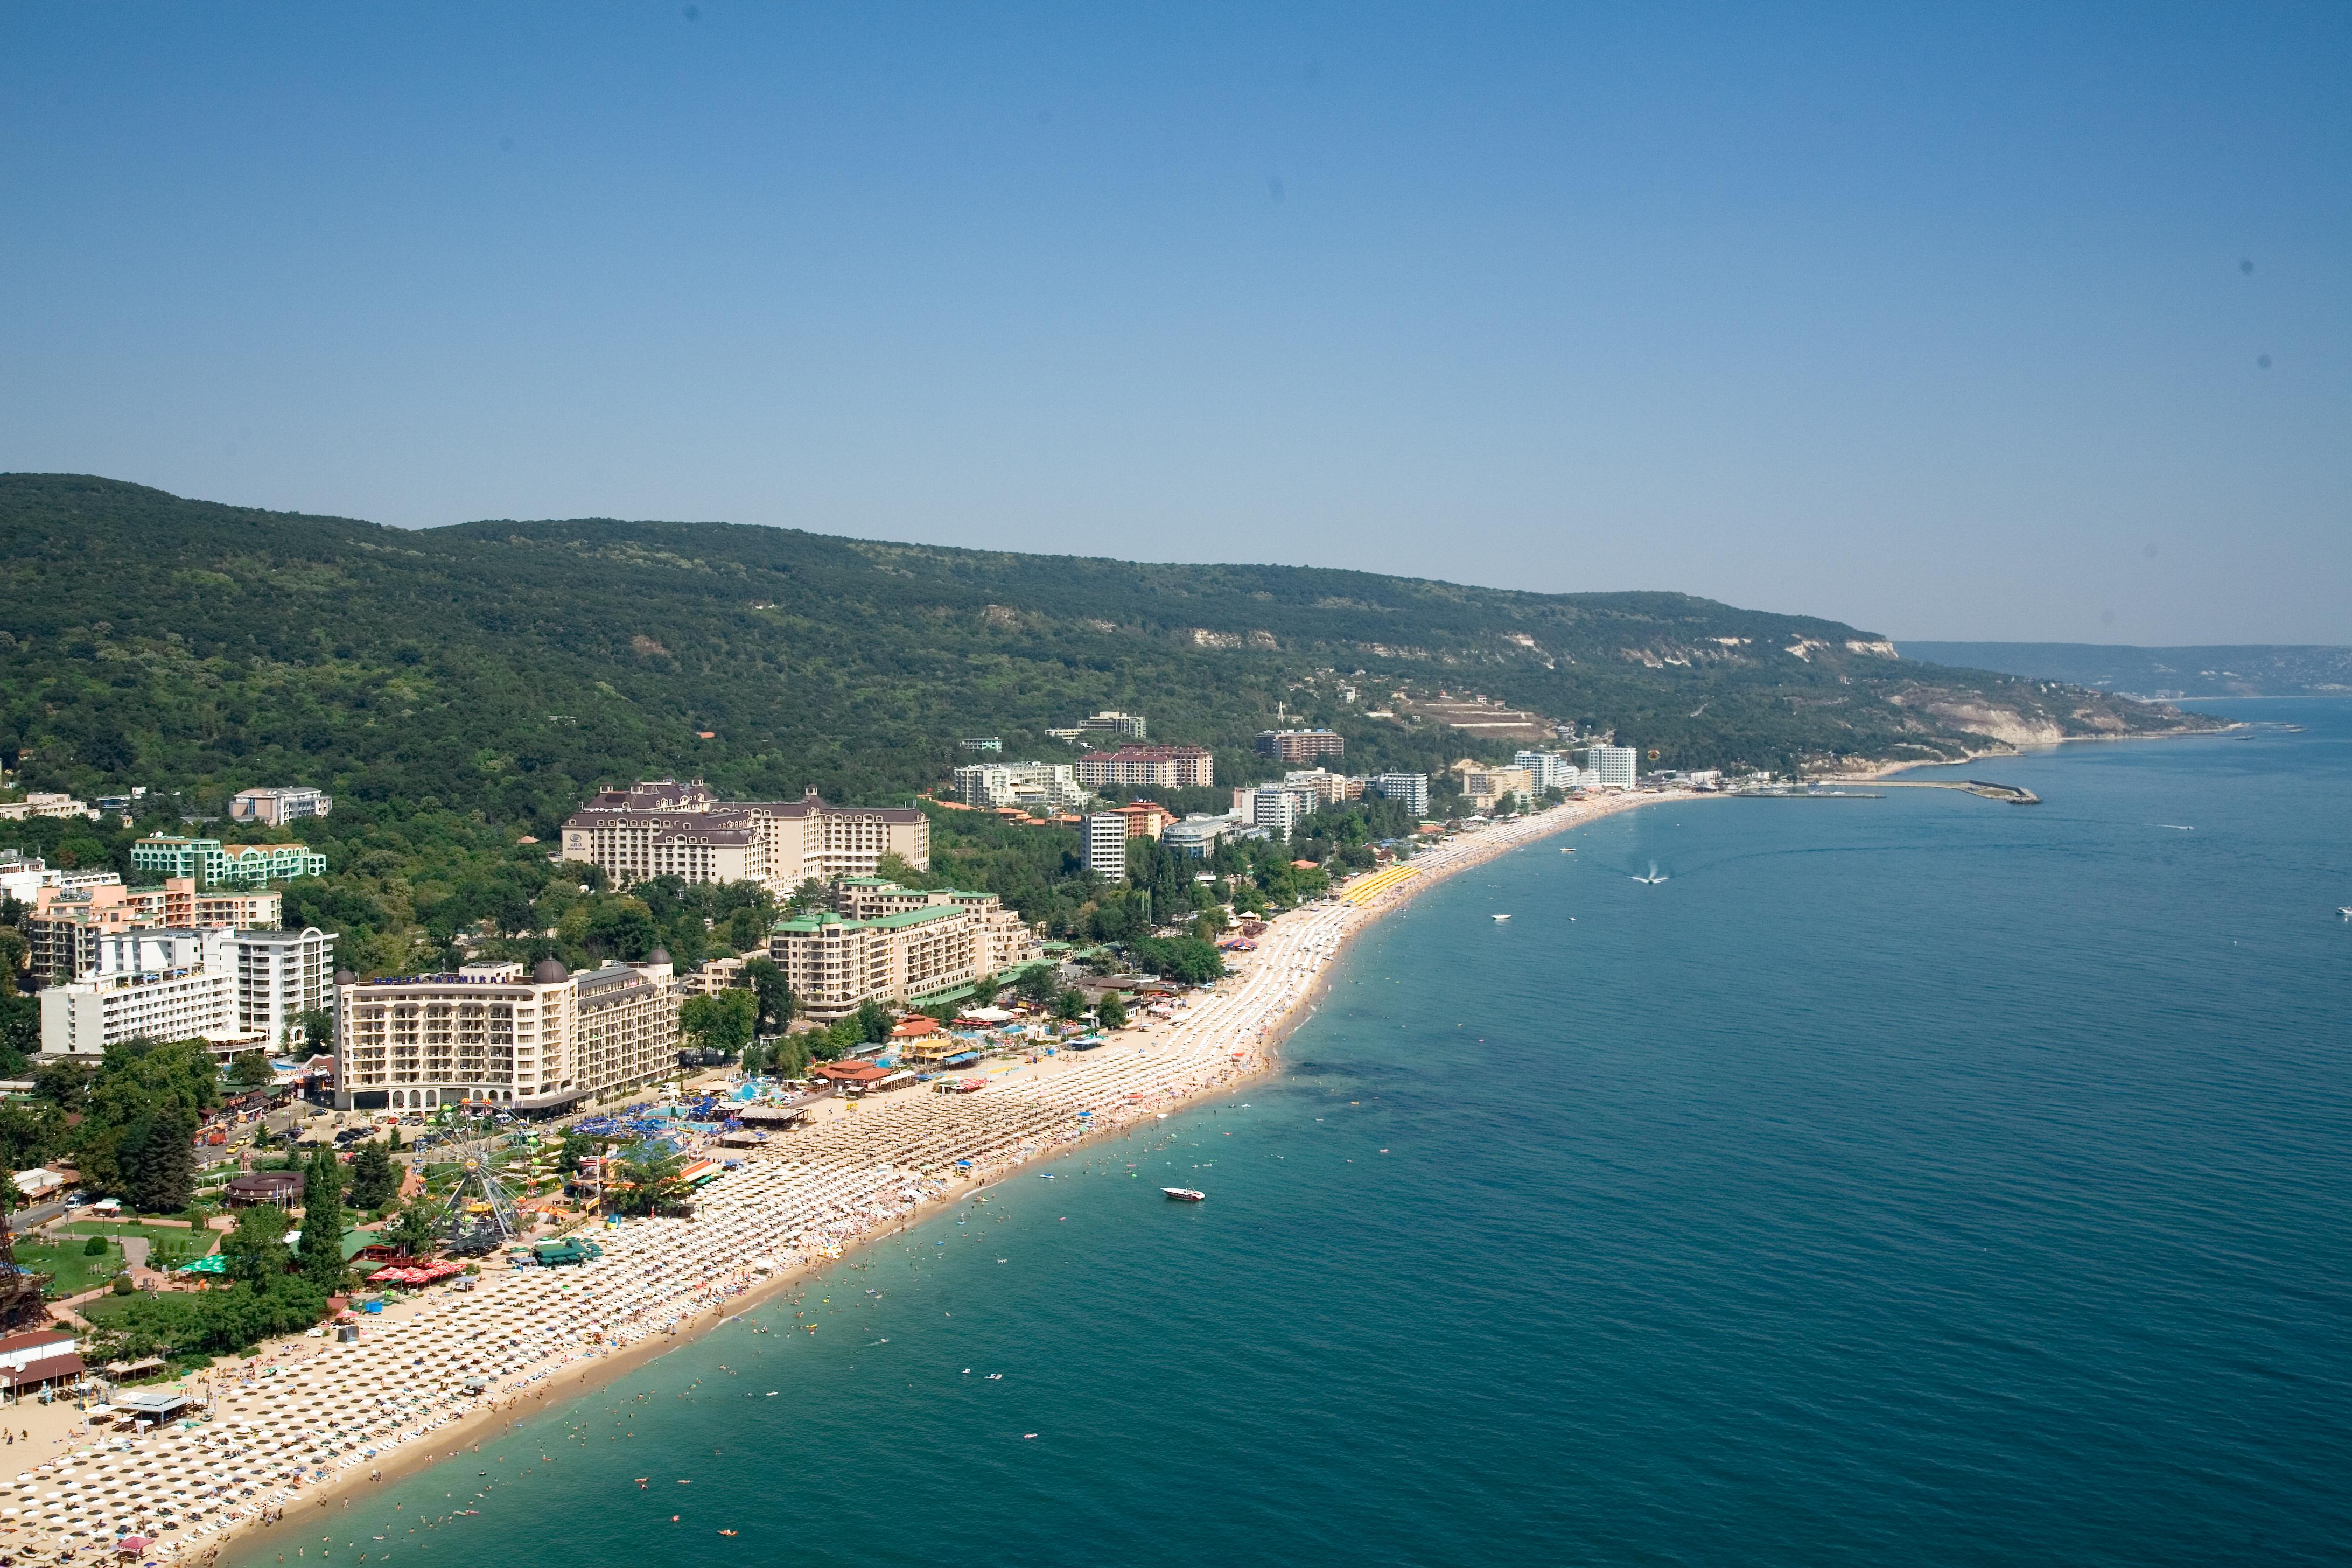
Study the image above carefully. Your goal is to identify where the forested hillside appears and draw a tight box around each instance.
[0,474,2214,987]
[1,474,2203,811]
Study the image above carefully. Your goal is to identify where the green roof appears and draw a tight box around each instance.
[772,903,963,935]
[866,904,964,930]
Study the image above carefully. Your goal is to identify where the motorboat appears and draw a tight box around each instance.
[1162,1187,1206,1202]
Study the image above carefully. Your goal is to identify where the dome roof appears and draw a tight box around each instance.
[333,969,356,987]
[531,957,570,984]
[646,947,671,966]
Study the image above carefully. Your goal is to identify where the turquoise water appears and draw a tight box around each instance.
[258,701,2351,1567]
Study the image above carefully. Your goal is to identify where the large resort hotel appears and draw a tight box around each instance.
[332,953,680,1114]
[769,878,1040,1020]
[557,780,930,891]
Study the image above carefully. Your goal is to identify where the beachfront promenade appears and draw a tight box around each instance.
[1,800,1647,1565]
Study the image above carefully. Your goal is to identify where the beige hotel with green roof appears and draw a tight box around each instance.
[768,879,1041,1020]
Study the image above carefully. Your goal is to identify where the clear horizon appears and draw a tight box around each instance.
[4,4,2346,643]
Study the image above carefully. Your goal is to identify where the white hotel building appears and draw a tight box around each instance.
[39,926,338,1062]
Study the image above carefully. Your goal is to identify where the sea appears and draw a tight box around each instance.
[247,698,2351,1568]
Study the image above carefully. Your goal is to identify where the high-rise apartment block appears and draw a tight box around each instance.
[1255,729,1346,764]
[1073,746,1215,791]
[1247,786,1302,839]
[333,954,679,1114]
[1368,773,1430,815]
[1581,745,1639,789]
[40,925,337,1062]
[1513,751,1588,791]
[1081,813,1131,881]
[559,781,928,893]
[231,926,337,1044]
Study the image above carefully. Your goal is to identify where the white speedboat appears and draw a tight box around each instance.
[1162,1187,1206,1202]
[1492,913,1511,921]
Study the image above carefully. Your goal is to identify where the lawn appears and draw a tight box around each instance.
[16,1239,123,1298]
[55,1219,196,1238]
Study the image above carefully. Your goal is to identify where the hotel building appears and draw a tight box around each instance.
[1081,813,1130,881]
[1072,746,1214,791]
[1581,745,1640,789]
[1368,773,1430,815]
[130,835,327,887]
[332,954,679,1114]
[39,926,337,1062]
[559,782,929,893]
[229,786,334,825]
[1254,729,1346,764]
[768,905,977,1021]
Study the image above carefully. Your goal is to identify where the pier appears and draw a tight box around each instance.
[1815,778,2041,804]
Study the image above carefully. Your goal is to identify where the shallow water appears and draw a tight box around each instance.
[249,697,2352,1567]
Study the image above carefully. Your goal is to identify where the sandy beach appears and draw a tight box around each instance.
[10,790,1686,1568]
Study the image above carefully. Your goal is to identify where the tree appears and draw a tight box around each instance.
[386,1197,438,1259]
[82,1233,108,1257]
[127,1104,197,1214]
[221,1202,292,1287]
[294,1008,337,1052]
[851,997,893,1045]
[741,957,795,1035]
[1015,967,1059,1009]
[0,993,33,1077]
[1096,993,1129,1030]
[30,1060,85,1112]
[766,1032,811,1077]
[0,1100,66,1177]
[228,1051,275,1090]
[71,1039,221,1200]
[1124,935,1224,985]
[297,1148,347,1292]
[1053,989,1086,1023]
[0,928,26,995]
[785,878,830,914]
[346,1140,398,1211]
[583,897,658,962]
[680,989,756,1059]
[556,1131,596,1175]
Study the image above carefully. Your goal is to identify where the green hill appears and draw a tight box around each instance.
[1,473,2202,809]
[0,473,2215,983]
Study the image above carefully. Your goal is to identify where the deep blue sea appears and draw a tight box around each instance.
[255,699,2352,1567]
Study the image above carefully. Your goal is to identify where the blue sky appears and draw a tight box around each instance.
[4,4,2346,642]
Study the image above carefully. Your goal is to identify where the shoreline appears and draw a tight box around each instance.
[1824,719,2245,782]
[171,791,1684,1567]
